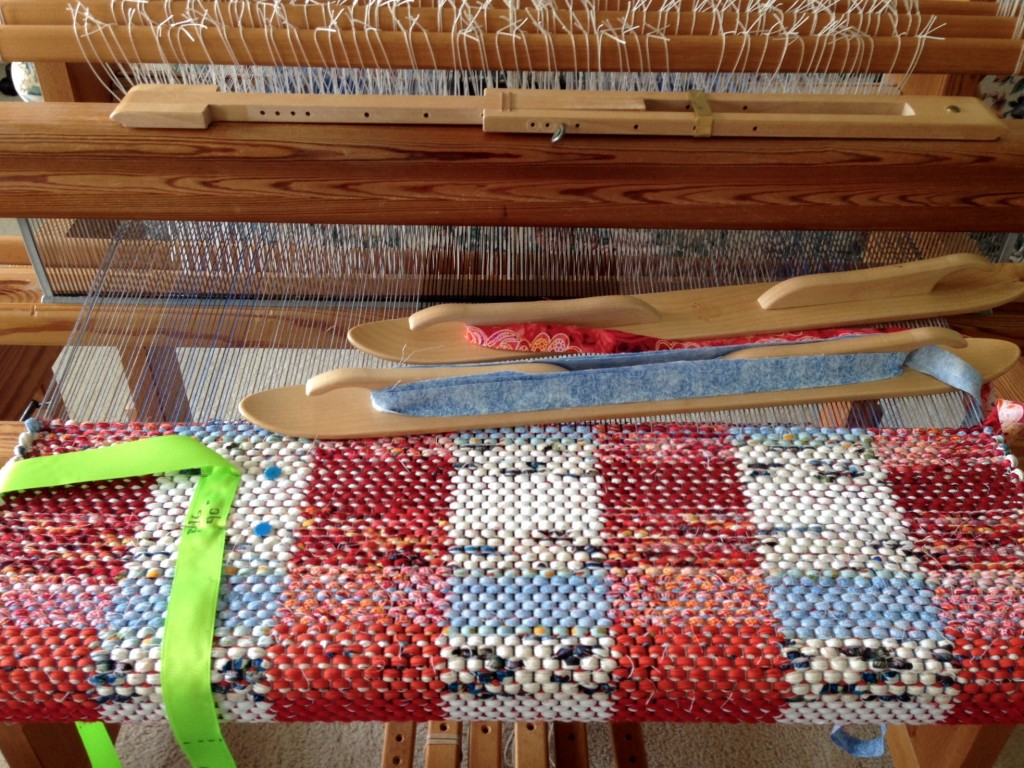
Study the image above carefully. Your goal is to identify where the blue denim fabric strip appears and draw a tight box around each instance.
[830,724,888,758]
[372,345,983,418]
[904,345,984,421]
[372,352,907,416]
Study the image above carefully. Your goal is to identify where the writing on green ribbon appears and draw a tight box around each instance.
[0,434,243,768]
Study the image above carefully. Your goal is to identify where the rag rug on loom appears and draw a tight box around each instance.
[1,414,1024,725]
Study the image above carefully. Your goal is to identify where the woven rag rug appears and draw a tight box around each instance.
[1,414,1024,727]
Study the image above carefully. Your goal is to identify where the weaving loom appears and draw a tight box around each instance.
[2,0,1024,766]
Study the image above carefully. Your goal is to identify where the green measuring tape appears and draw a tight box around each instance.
[0,435,242,768]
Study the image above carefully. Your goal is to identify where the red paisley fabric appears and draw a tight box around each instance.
[465,323,906,355]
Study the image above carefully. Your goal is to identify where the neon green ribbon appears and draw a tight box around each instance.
[0,435,242,768]
[76,722,122,767]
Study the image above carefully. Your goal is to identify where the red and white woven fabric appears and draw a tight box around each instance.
[1,416,1023,725]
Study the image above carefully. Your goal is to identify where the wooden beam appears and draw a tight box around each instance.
[380,722,416,768]
[553,722,589,768]
[610,723,648,768]
[0,724,119,768]
[0,236,30,266]
[514,722,548,768]
[119,344,193,423]
[0,345,61,419]
[888,725,924,768]
[0,2,1014,37]
[424,722,461,768]
[1,102,1023,232]
[32,62,110,104]
[0,261,421,349]
[0,420,22,450]
[888,724,1017,768]
[0,264,77,345]
[467,722,502,768]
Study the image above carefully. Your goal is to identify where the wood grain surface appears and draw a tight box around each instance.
[1,102,1023,231]
[379,722,416,768]
[0,346,60,420]
[0,1,1014,37]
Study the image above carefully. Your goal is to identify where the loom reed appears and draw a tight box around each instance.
[32,219,1005,428]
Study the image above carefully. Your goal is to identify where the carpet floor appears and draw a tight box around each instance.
[2,721,1016,767]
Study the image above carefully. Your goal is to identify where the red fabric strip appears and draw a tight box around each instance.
[465,323,904,355]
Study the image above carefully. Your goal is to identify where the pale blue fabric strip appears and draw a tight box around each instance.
[830,724,888,758]
[904,345,985,422]
[372,352,903,416]
[372,345,983,419]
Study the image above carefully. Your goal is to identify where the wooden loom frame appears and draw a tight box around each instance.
[1,5,1024,765]
[0,129,1019,768]
[1,272,1023,768]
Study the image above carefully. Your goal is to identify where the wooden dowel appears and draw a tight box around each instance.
[0,2,1013,39]
[0,0,1007,25]
[1,25,1023,74]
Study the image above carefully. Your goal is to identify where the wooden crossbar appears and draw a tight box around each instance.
[2,103,1024,232]
[0,1,1013,34]
[111,85,1007,141]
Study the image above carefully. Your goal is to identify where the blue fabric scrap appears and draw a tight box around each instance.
[371,345,981,418]
[830,724,888,758]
